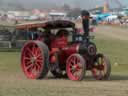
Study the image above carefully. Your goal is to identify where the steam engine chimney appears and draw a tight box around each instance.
[81,10,90,41]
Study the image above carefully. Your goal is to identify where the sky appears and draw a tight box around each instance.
[47,0,128,9]
[1,0,128,9]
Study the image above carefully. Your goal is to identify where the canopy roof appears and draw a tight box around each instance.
[16,20,75,30]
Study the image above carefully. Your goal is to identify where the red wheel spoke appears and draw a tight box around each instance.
[37,56,43,60]
[70,61,74,65]
[76,57,79,63]
[26,47,32,54]
[27,53,32,57]
[70,58,75,65]
[34,65,38,71]
[71,69,75,73]
[73,56,77,64]
[36,61,43,67]
[32,65,38,72]
[37,54,42,58]
[76,67,81,71]
[26,64,33,71]
[78,63,82,69]
[25,61,31,66]
[32,44,37,55]
[35,62,41,70]
[36,61,42,65]
[24,56,31,61]
[36,59,43,63]
[35,48,41,56]
[70,64,73,68]
[31,66,36,74]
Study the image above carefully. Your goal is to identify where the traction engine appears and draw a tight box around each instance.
[20,10,111,81]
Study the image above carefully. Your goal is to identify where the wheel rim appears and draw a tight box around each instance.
[21,42,44,79]
[67,55,84,81]
[92,56,107,80]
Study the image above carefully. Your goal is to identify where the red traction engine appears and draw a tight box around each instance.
[18,10,111,81]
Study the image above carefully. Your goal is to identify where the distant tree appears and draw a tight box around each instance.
[67,7,81,18]
[63,3,71,12]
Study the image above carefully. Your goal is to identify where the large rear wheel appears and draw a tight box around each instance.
[21,41,49,79]
[66,54,86,81]
[91,54,111,80]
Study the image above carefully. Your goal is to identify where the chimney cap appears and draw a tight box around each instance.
[81,10,90,16]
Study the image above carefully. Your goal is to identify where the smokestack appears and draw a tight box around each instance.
[81,10,90,39]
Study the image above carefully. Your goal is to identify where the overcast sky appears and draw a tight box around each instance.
[1,0,128,9]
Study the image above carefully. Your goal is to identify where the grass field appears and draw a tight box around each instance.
[0,25,128,96]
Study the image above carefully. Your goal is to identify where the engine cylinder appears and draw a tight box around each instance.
[62,44,80,55]
[62,43,96,56]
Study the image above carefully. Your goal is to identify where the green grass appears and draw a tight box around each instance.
[94,37,128,75]
[0,52,20,73]
[0,48,20,52]
[95,37,128,64]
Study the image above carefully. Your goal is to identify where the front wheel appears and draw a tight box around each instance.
[91,54,111,80]
[66,54,86,81]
